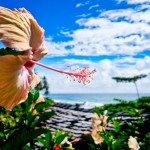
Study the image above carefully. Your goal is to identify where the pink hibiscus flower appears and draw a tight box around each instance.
[0,7,48,110]
[0,7,96,110]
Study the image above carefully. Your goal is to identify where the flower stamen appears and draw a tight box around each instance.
[30,60,96,84]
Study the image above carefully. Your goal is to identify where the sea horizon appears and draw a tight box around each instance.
[48,92,150,94]
[45,93,150,109]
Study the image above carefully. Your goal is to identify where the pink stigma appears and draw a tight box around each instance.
[30,60,96,84]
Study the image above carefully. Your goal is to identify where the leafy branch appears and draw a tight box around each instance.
[0,47,24,56]
[112,74,147,98]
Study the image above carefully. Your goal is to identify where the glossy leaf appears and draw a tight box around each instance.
[30,111,55,128]
[2,129,49,150]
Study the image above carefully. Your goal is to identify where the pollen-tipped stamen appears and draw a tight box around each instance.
[30,60,96,84]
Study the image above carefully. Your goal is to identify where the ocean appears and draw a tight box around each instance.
[46,93,150,109]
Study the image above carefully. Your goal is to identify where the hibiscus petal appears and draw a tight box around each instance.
[18,8,44,51]
[33,42,48,60]
[0,7,48,110]
[0,7,48,58]
[0,7,31,51]
[91,130,103,144]
[128,136,140,150]
[30,73,41,87]
[0,50,32,110]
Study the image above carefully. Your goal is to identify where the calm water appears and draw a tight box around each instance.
[46,93,150,108]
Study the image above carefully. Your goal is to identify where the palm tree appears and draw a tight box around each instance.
[112,74,147,99]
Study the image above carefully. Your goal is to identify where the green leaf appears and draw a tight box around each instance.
[30,111,55,128]
[2,129,49,150]
[6,129,18,139]
[26,89,40,104]
[55,133,69,145]
[35,132,53,148]
[85,134,95,143]
[34,102,49,112]
[45,132,53,148]
[0,47,24,56]
[0,122,4,132]
[103,110,108,116]
[54,130,64,139]
[0,132,5,138]
[21,89,40,114]
[62,146,75,150]
[23,145,34,150]
[112,139,125,150]
[113,120,121,133]
[26,113,36,127]
[35,138,47,147]
[88,143,97,150]
[30,89,40,103]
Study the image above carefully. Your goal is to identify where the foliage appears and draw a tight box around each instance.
[74,108,150,150]
[93,96,150,116]
[112,74,147,98]
[35,130,74,150]
[112,74,147,83]
[0,89,73,150]
[0,47,24,56]
[0,90,150,150]
[75,97,150,150]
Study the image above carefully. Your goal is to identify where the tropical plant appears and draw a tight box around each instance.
[112,74,147,98]
[0,6,95,150]
[0,89,73,150]
[74,110,150,150]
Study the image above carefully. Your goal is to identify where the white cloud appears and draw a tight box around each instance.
[41,1,150,93]
[101,7,150,23]
[45,39,71,57]
[89,4,99,10]
[63,59,93,66]
[117,0,150,4]
[69,4,150,56]
[37,56,150,93]
[45,3,150,57]
[76,3,83,8]
[67,20,150,56]
[140,3,150,9]
[76,1,90,8]
[76,13,91,18]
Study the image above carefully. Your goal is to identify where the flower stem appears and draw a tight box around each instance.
[30,60,86,77]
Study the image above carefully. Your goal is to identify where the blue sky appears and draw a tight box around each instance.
[1,0,150,93]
